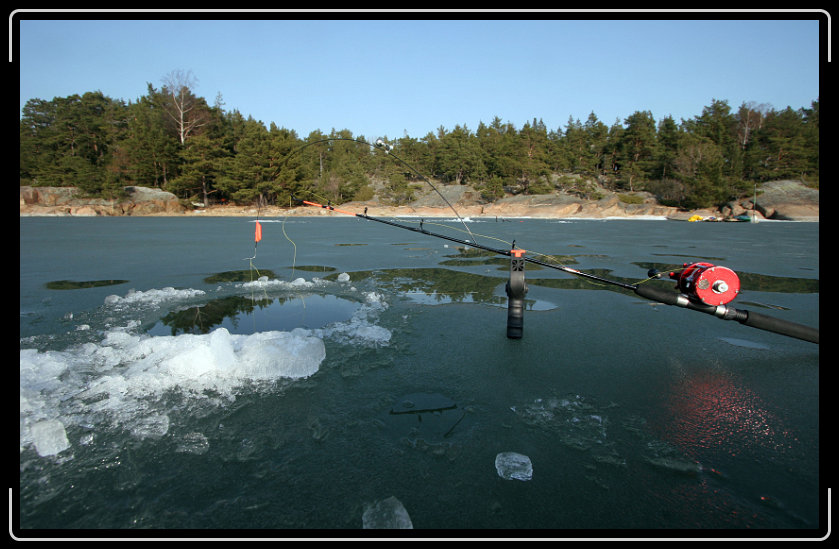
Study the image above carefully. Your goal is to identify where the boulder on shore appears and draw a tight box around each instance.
[751,180,819,221]
[20,186,184,216]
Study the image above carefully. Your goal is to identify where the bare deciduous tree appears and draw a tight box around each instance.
[736,101,769,149]
[161,69,208,146]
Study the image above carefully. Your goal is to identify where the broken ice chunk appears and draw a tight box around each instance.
[362,496,414,529]
[495,451,533,481]
[31,419,71,457]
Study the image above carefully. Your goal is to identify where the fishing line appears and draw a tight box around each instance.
[243,201,264,283]
[281,214,298,281]
[242,202,268,331]
[373,138,478,246]
[272,137,477,245]
[244,203,309,334]
[392,216,651,288]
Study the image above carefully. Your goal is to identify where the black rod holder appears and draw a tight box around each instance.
[506,247,528,339]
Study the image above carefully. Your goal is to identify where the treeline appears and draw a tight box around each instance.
[20,74,819,210]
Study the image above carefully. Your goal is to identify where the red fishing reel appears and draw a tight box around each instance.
[668,262,740,306]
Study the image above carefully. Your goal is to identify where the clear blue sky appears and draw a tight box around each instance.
[16,13,823,141]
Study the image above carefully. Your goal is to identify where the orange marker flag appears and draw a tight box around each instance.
[254,221,263,243]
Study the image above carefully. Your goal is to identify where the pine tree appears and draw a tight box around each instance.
[655,115,681,181]
[216,117,274,205]
[673,133,726,209]
[122,88,181,189]
[751,107,811,181]
[20,98,59,185]
[563,116,588,175]
[582,112,608,177]
[435,125,484,185]
[618,110,658,191]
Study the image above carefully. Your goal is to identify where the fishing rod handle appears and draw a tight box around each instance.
[739,309,819,344]
[634,284,819,344]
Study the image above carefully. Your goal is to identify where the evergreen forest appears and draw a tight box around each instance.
[19,74,819,211]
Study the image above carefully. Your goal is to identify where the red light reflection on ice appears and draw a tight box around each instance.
[651,370,793,458]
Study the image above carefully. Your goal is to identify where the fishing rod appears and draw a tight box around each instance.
[295,196,819,345]
[270,136,817,344]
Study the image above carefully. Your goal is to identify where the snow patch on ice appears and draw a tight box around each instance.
[314,291,391,347]
[20,326,325,456]
[20,280,392,457]
[104,287,205,308]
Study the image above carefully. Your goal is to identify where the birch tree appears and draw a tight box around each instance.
[161,69,208,146]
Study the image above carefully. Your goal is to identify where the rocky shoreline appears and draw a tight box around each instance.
[19,179,818,221]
